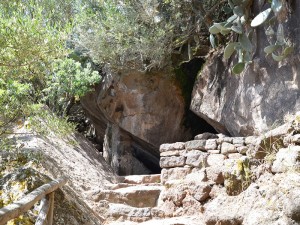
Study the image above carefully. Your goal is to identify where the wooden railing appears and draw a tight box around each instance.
[0,177,67,225]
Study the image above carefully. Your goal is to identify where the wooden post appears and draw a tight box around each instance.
[35,197,50,225]
[47,192,54,225]
[0,178,67,225]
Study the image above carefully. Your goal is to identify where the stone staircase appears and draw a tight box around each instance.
[93,174,163,224]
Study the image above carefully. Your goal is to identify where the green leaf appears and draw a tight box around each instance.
[231,25,243,34]
[228,0,234,8]
[232,0,243,5]
[220,29,231,35]
[223,6,232,14]
[272,53,286,61]
[227,14,238,23]
[264,45,280,54]
[214,22,227,30]
[233,6,244,17]
[239,34,253,51]
[232,62,245,74]
[283,46,293,56]
[271,0,283,14]
[251,8,272,27]
[210,34,216,48]
[276,24,285,45]
[224,42,237,59]
[209,25,220,34]
[265,26,275,36]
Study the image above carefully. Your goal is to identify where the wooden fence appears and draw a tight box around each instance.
[0,178,67,225]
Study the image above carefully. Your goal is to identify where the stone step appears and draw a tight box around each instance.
[118,174,161,185]
[106,216,205,225]
[105,203,152,223]
[105,182,161,190]
[94,185,163,208]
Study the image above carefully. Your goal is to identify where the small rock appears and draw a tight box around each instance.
[160,142,185,152]
[205,139,218,150]
[227,153,243,159]
[245,136,258,145]
[182,195,203,215]
[237,146,248,155]
[207,154,225,167]
[221,142,237,154]
[208,150,221,154]
[161,168,191,184]
[160,156,186,168]
[185,140,206,151]
[191,183,212,202]
[232,137,245,146]
[160,150,185,157]
[195,132,218,140]
[271,146,300,173]
[206,167,224,184]
[185,150,208,168]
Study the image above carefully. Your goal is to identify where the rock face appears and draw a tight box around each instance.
[190,2,300,136]
[82,69,192,175]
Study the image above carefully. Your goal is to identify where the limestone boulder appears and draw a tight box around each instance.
[272,146,300,173]
[190,1,300,136]
[82,69,192,175]
[204,172,300,224]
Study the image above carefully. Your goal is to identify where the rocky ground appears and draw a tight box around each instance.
[1,114,300,225]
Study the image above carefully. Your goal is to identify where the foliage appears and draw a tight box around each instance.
[209,0,293,74]
[42,58,101,116]
[73,0,227,71]
[26,105,77,141]
[0,79,32,135]
[0,0,101,136]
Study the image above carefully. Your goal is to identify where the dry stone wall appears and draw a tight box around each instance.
[159,133,254,185]
[157,116,300,221]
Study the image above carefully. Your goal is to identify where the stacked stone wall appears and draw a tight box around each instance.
[159,133,257,185]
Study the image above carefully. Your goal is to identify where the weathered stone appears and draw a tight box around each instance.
[160,150,185,157]
[206,167,224,184]
[245,136,258,145]
[190,9,300,137]
[221,142,237,154]
[205,172,300,224]
[160,156,186,168]
[284,134,300,146]
[222,137,233,143]
[232,137,245,146]
[161,168,191,184]
[271,146,300,173]
[185,150,208,168]
[195,133,218,140]
[191,183,212,202]
[121,174,161,184]
[162,184,187,207]
[185,140,206,151]
[228,153,243,159]
[182,195,203,215]
[237,146,248,155]
[95,185,162,208]
[108,203,152,222]
[208,150,221,154]
[205,139,218,150]
[185,170,207,182]
[160,142,185,153]
[156,200,176,217]
[207,154,226,167]
[209,184,226,199]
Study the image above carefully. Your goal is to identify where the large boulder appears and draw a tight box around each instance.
[190,2,300,136]
[82,69,192,174]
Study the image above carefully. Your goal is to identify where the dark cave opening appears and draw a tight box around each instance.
[176,57,217,138]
